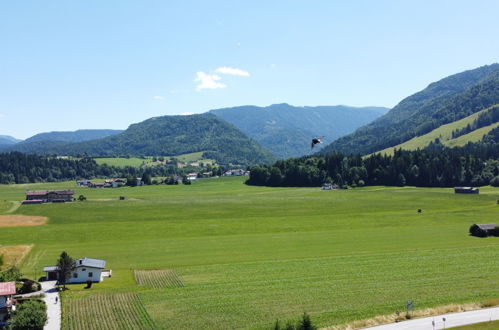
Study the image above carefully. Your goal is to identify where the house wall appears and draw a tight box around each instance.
[68,266,103,283]
[0,296,6,308]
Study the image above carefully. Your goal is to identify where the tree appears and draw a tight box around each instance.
[77,195,86,201]
[56,251,76,289]
[9,299,47,330]
[0,254,3,270]
[297,312,317,330]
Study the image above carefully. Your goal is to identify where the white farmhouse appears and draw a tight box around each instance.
[43,257,110,283]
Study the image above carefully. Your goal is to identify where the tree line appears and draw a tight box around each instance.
[247,129,499,188]
[0,152,226,184]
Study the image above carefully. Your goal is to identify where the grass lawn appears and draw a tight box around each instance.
[450,320,499,329]
[1,178,499,328]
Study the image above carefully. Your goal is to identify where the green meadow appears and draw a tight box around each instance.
[1,178,499,328]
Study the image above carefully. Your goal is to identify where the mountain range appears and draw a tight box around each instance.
[210,103,388,158]
[1,104,388,164]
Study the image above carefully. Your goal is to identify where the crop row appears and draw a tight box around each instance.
[134,269,184,288]
[64,292,155,329]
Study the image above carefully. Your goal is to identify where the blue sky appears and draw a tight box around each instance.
[1,1,498,139]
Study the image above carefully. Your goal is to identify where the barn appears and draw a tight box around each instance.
[469,224,497,237]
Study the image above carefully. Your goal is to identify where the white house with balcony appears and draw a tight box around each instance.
[43,257,110,283]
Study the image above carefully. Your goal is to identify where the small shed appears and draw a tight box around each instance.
[455,187,479,194]
[469,224,497,237]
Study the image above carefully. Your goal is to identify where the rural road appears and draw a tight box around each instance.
[41,281,61,330]
[363,306,499,329]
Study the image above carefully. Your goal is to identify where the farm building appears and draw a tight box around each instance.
[454,187,479,194]
[25,190,74,203]
[187,173,198,181]
[44,257,111,283]
[469,224,497,237]
[0,282,15,310]
[76,179,91,187]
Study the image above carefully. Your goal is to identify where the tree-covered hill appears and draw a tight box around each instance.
[210,103,388,159]
[13,114,275,166]
[320,63,499,155]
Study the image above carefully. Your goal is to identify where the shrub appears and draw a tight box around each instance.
[17,280,41,294]
[9,299,47,330]
[0,266,22,282]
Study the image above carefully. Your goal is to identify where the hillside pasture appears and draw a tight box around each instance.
[1,178,499,328]
[375,105,499,155]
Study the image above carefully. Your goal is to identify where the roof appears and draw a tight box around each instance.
[26,190,75,196]
[76,257,106,269]
[476,224,497,230]
[43,266,59,272]
[0,282,16,296]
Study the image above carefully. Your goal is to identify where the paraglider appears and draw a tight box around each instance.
[311,136,324,149]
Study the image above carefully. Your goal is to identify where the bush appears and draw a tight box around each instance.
[9,299,47,330]
[17,280,41,294]
[0,266,22,282]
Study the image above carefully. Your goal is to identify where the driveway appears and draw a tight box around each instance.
[363,306,499,329]
[41,281,61,330]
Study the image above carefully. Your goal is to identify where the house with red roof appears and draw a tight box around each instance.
[0,281,15,309]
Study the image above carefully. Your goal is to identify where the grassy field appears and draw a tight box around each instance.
[375,105,499,155]
[93,152,214,168]
[93,157,155,167]
[1,178,499,328]
[450,320,499,329]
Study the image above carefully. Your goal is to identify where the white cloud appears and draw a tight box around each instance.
[181,112,194,116]
[153,95,165,100]
[194,72,227,91]
[215,66,250,77]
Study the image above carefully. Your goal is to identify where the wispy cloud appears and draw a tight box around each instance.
[153,95,165,100]
[181,112,194,116]
[0,114,4,118]
[194,72,227,91]
[215,66,250,77]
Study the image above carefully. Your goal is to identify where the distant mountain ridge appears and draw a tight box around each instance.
[210,103,389,158]
[21,129,124,144]
[0,135,22,146]
[320,63,499,155]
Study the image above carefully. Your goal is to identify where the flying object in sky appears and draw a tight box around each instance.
[311,136,324,149]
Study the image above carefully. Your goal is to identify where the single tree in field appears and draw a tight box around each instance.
[56,251,76,290]
[0,254,3,270]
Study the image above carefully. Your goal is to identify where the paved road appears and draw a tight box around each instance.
[364,306,499,329]
[41,281,61,330]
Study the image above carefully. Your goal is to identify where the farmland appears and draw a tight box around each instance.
[1,178,499,328]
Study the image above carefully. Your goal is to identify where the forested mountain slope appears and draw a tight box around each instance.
[211,103,388,158]
[320,63,499,155]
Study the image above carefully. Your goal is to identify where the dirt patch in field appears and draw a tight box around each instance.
[0,245,33,269]
[0,215,48,227]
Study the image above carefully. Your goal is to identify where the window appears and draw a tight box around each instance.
[82,268,86,271]
[73,273,78,278]
[88,272,93,277]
